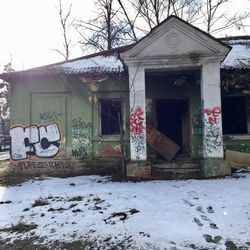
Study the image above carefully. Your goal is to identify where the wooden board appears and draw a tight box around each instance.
[146,125,180,161]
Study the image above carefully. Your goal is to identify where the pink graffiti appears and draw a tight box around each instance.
[130,106,145,134]
[204,107,221,124]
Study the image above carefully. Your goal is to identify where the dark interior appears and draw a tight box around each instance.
[156,99,188,154]
[222,96,247,134]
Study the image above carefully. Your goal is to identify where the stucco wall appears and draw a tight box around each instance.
[9,73,130,174]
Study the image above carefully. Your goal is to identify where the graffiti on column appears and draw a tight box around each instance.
[203,107,222,154]
[130,106,145,157]
[10,123,61,160]
[72,118,90,159]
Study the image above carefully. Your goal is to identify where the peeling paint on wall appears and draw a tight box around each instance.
[130,106,146,158]
[224,143,250,153]
[192,107,202,137]
[10,123,61,160]
[72,118,91,159]
[100,144,121,156]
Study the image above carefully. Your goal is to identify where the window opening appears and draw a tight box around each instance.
[100,99,122,135]
[222,96,247,134]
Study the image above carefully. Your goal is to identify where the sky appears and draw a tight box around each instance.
[0,0,249,71]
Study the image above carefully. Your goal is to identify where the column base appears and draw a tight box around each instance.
[126,161,151,179]
[201,158,231,178]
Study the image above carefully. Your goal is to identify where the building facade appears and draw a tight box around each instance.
[1,16,250,178]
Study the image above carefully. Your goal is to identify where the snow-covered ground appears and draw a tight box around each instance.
[0,172,250,249]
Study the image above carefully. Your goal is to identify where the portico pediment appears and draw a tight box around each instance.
[122,16,230,64]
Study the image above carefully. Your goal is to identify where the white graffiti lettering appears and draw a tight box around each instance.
[10,123,61,160]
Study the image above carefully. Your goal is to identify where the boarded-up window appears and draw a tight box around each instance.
[100,99,122,135]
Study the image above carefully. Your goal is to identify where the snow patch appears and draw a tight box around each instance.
[0,174,250,249]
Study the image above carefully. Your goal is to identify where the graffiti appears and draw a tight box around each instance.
[72,118,90,139]
[130,106,145,156]
[10,123,61,160]
[204,107,221,124]
[72,118,91,159]
[72,146,88,158]
[17,161,72,170]
[100,144,121,156]
[40,111,64,123]
[203,106,222,154]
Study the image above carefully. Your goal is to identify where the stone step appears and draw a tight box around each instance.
[152,163,200,169]
[151,163,201,179]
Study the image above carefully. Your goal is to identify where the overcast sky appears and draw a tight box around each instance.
[0,0,249,71]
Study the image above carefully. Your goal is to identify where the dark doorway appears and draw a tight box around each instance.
[156,99,190,155]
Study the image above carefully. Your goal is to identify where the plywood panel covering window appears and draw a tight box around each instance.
[100,99,122,136]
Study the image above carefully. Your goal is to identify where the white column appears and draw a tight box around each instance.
[201,61,223,158]
[128,65,147,160]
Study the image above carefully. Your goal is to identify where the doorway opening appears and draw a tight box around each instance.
[156,99,190,155]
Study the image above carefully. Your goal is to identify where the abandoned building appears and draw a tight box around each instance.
[1,16,250,179]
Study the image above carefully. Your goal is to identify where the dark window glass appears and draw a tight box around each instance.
[222,96,247,134]
[100,99,122,135]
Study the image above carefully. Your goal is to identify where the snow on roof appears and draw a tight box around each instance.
[56,55,124,74]
[221,38,250,69]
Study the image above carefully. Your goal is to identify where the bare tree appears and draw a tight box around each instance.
[198,0,249,34]
[75,0,249,53]
[53,0,73,60]
[123,0,202,34]
[0,62,13,119]
[75,0,137,53]
[116,0,248,36]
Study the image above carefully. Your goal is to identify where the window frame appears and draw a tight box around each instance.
[99,98,123,138]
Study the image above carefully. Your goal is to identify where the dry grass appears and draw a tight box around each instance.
[1,222,38,233]
[32,198,49,207]
[68,196,84,202]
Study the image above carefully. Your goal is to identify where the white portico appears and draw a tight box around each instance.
[121,16,230,164]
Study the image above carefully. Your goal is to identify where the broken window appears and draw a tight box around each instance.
[222,96,248,134]
[100,99,122,136]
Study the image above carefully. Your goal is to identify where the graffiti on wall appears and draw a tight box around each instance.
[10,123,61,160]
[72,118,91,159]
[203,106,222,154]
[130,106,145,157]
[72,146,88,158]
[39,111,64,123]
[17,161,72,170]
[100,144,121,156]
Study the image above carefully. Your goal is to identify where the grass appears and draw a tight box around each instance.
[1,222,38,233]
[32,198,49,207]
[68,196,84,202]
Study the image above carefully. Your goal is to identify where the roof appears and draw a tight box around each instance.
[0,45,134,81]
[220,36,250,69]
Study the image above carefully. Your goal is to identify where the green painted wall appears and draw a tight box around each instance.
[10,73,130,167]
